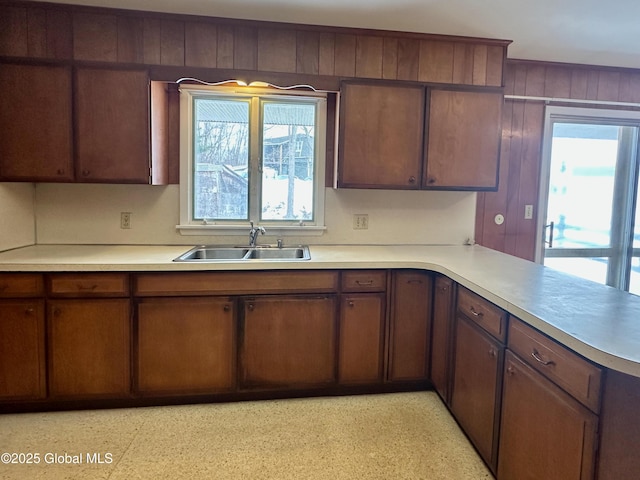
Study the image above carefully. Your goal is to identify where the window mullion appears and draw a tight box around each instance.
[248,96,261,223]
[607,126,638,290]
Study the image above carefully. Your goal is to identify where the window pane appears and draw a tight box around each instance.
[631,169,640,296]
[630,257,640,296]
[544,257,609,285]
[193,98,249,221]
[261,102,316,221]
[546,123,618,250]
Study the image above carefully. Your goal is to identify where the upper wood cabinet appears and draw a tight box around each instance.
[0,63,73,181]
[339,82,425,189]
[338,82,503,191]
[75,68,151,183]
[0,63,169,184]
[424,89,502,189]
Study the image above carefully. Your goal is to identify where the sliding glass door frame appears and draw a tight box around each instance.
[536,105,640,292]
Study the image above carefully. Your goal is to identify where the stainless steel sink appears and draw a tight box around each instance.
[173,245,310,262]
[246,246,309,260]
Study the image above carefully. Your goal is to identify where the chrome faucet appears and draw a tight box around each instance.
[248,221,266,247]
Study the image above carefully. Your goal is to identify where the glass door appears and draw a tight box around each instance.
[538,107,640,295]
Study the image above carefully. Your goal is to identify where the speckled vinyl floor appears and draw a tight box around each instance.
[0,391,492,479]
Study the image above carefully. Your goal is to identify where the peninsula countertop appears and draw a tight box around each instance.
[1,243,639,378]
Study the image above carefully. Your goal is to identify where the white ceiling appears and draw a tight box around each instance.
[34,0,640,69]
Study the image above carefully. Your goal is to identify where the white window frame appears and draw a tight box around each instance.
[177,85,327,236]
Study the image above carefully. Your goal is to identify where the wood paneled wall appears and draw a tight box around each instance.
[476,60,640,261]
[0,1,508,87]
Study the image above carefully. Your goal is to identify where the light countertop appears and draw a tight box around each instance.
[1,243,639,378]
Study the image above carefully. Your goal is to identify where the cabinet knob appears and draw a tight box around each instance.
[506,365,515,376]
[223,304,230,312]
[25,307,35,314]
[408,176,416,184]
[57,169,65,175]
[355,280,373,286]
[488,348,497,358]
[247,303,255,312]
[427,176,436,185]
[469,306,483,317]
[348,301,355,307]
[82,170,91,177]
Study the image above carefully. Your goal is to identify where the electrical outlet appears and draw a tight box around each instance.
[121,212,132,229]
[353,214,369,230]
[524,205,534,219]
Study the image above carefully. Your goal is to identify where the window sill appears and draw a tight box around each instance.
[176,224,327,236]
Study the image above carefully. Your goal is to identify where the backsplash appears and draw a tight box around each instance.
[0,183,35,251]
[26,183,476,247]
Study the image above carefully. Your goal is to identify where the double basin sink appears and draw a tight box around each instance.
[173,245,311,262]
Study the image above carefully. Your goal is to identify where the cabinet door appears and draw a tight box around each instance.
[339,82,424,189]
[240,295,337,388]
[0,64,73,181]
[450,315,503,470]
[136,297,235,394]
[498,351,598,480]
[388,271,432,381]
[75,68,150,183]
[48,299,130,398]
[0,300,46,400]
[431,275,454,403]
[424,89,502,189]
[339,293,385,384]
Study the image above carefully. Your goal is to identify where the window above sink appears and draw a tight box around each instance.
[176,84,327,237]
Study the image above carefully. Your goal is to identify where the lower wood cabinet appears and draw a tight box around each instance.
[388,270,432,381]
[450,315,504,471]
[430,274,454,402]
[338,293,385,384]
[48,299,130,398]
[450,285,507,472]
[136,297,235,394]
[239,295,337,389]
[0,300,46,400]
[598,370,640,480]
[498,351,598,480]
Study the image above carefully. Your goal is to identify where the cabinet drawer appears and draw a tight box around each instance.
[0,274,44,297]
[48,273,130,297]
[341,270,387,292]
[134,271,339,296]
[508,316,602,413]
[456,287,506,342]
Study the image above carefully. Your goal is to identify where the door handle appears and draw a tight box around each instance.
[544,221,554,248]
